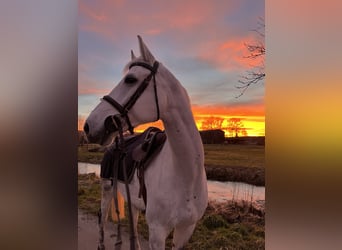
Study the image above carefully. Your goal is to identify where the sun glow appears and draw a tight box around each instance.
[193,115,264,137]
[191,105,265,137]
[134,111,265,137]
[78,107,265,138]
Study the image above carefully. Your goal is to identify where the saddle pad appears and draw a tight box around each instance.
[100,127,166,182]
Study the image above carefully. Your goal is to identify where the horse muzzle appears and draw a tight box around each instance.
[83,115,118,145]
[83,121,102,144]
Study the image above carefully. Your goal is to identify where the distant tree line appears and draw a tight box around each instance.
[200,116,248,137]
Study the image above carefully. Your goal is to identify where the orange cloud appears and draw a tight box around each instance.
[198,36,264,71]
[79,1,263,74]
[79,1,119,42]
[79,1,110,23]
[145,29,162,35]
[78,1,236,40]
[78,73,111,95]
[159,3,210,30]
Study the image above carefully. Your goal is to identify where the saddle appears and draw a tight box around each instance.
[100,126,166,183]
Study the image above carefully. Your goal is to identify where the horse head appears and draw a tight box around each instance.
[84,36,167,145]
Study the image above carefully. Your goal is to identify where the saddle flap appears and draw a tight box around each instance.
[132,146,146,162]
[132,129,166,162]
[100,127,166,182]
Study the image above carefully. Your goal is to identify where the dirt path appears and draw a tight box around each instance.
[78,209,149,250]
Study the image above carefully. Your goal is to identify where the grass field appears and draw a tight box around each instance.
[203,144,265,168]
[78,143,265,186]
[78,144,104,164]
[79,144,265,168]
[78,173,264,250]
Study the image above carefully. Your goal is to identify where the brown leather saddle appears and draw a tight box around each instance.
[100,127,166,183]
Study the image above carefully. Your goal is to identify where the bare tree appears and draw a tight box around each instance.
[201,116,224,130]
[236,17,265,97]
[225,118,247,137]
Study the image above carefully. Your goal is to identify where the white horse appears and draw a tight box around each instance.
[84,36,208,250]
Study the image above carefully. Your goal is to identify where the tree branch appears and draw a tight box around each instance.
[236,70,265,98]
[236,17,265,97]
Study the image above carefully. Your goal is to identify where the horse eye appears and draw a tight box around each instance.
[124,74,138,84]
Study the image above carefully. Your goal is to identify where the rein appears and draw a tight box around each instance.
[102,60,160,134]
[101,61,160,250]
[112,115,136,250]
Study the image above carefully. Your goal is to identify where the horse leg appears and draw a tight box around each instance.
[131,206,142,250]
[171,223,196,250]
[148,224,170,250]
[98,179,113,250]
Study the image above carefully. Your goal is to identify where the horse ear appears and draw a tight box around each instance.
[137,35,155,64]
[131,50,136,60]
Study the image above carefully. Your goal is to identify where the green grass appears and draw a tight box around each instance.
[78,144,265,169]
[187,202,265,250]
[78,173,102,214]
[78,145,104,164]
[204,144,265,168]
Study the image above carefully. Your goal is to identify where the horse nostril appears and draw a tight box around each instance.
[104,116,118,132]
[84,122,90,134]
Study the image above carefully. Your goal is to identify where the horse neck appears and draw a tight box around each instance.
[160,78,204,171]
[164,106,201,150]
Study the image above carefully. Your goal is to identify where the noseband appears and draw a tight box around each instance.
[102,61,160,134]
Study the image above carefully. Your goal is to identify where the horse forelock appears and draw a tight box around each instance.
[122,57,144,74]
[122,59,190,108]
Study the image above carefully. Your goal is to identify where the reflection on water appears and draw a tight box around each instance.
[78,162,265,203]
[207,180,264,202]
[78,162,100,176]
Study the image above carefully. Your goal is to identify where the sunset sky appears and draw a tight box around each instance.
[78,0,265,136]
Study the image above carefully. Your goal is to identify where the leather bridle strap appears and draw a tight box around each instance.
[102,95,126,115]
[113,115,136,250]
[129,61,158,74]
[126,61,159,118]
[102,61,160,134]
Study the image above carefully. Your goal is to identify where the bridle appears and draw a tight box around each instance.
[102,60,160,134]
